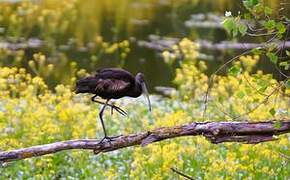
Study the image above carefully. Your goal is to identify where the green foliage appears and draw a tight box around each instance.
[228,64,242,77]
[0,63,289,178]
[224,0,289,93]
[276,22,287,34]
[285,79,290,89]
[243,0,259,8]
[222,16,248,37]
[279,61,290,70]
[269,107,276,116]
[266,52,278,64]
[238,23,248,36]
[264,20,276,31]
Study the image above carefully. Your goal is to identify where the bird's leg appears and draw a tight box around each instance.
[97,99,121,144]
[92,98,127,116]
[110,100,116,115]
[91,96,127,116]
[99,99,109,138]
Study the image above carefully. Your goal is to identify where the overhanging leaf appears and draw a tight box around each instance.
[264,20,276,30]
[238,23,248,36]
[273,121,282,129]
[228,64,242,76]
[285,79,290,89]
[269,107,276,116]
[266,52,278,64]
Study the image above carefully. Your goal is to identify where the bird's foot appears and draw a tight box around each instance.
[110,104,127,116]
[94,135,123,154]
[97,135,122,145]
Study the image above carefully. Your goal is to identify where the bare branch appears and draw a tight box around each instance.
[0,120,289,164]
[171,167,194,180]
[278,152,290,161]
[231,82,283,120]
[137,38,290,51]
[203,49,255,118]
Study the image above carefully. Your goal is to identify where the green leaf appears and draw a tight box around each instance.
[251,47,262,55]
[243,0,259,8]
[237,91,246,99]
[243,13,252,20]
[264,6,273,15]
[222,18,235,33]
[286,50,290,56]
[273,121,282,129]
[257,79,268,92]
[253,98,260,103]
[264,20,276,30]
[222,17,234,31]
[279,61,290,70]
[285,79,290,89]
[228,64,242,76]
[251,0,259,5]
[232,26,238,37]
[276,22,286,34]
[223,17,242,37]
[254,4,263,13]
[258,86,268,93]
[238,23,248,36]
[243,1,252,8]
[266,52,278,64]
[269,107,276,116]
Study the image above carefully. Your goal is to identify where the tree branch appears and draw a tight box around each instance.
[171,167,194,180]
[0,120,289,163]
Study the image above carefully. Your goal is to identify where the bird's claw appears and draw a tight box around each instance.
[97,135,121,145]
[94,135,122,154]
[110,105,127,116]
[97,136,114,145]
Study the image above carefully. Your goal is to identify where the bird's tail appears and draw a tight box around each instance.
[75,76,96,93]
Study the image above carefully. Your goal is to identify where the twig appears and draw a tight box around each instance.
[203,49,255,118]
[0,120,289,163]
[171,167,194,180]
[242,73,269,97]
[246,32,278,37]
[231,82,283,120]
[278,152,290,161]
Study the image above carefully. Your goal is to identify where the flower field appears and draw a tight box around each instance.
[0,46,289,178]
[0,0,289,179]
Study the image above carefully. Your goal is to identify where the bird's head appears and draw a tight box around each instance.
[135,73,145,83]
[135,73,151,112]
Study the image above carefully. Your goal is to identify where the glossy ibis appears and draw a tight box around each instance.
[75,68,151,142]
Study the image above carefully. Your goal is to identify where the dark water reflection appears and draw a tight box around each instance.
[1,0,289,91]
[93,0,288,91]
[92,1,231,91]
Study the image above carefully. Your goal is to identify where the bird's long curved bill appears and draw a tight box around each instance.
[141,82,152,112]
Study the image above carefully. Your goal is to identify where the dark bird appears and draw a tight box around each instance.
[75,68,151,142]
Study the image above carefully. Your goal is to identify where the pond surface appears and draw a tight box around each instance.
[0,0,289,91]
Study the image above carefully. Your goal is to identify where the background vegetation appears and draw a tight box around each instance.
[0,0,289,179]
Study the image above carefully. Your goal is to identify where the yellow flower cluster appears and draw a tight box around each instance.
[162,38,199,64]
[0,64,289,178]
[0,40,289,179]
[0,1,132,87]
[172,38,288,121]
[0,67,97,149]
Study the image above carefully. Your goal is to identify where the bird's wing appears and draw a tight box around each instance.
[95,78,131,93]
[96,68,121,73]
[95,68,135,83]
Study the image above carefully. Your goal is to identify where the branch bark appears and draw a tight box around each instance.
[0,120,289,163]
[137,38,290,51]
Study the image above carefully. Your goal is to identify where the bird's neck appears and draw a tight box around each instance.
[130,81,142,97]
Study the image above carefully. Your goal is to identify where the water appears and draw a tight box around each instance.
[0,0,289,91]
